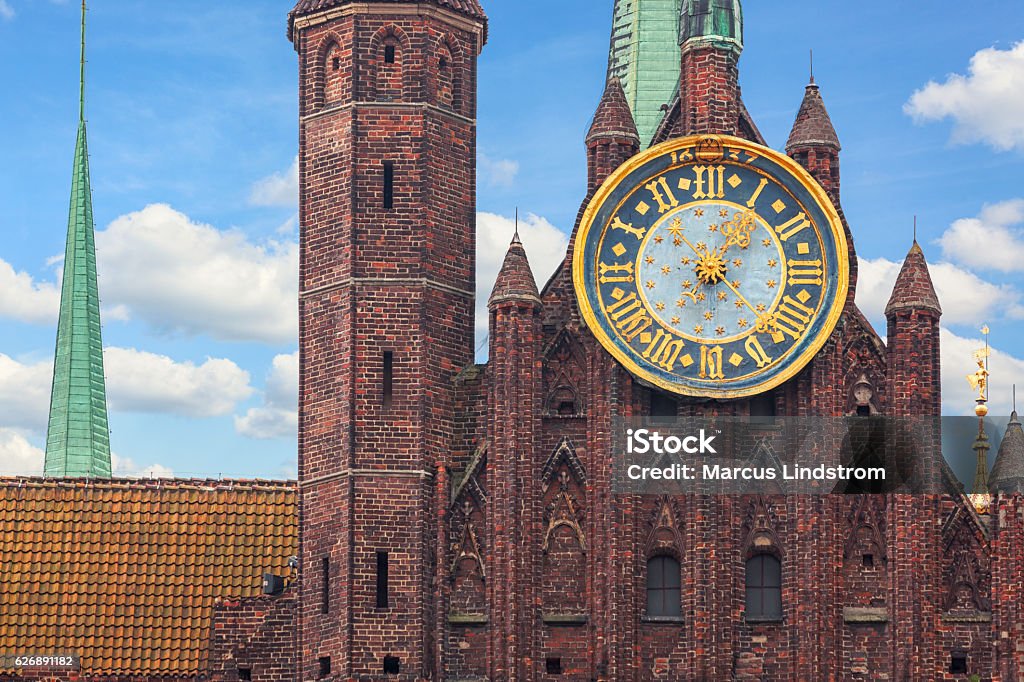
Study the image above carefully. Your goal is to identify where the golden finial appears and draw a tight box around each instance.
[967,324,991,415]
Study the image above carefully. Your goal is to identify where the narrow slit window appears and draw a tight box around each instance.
[383,656,400,675]
[318,657,331,679]
[383,161,395,209]
[238,669,251,681]
[384,44,396,64]
[376,551,389,608]
[332,56,340,70]
[321,557,330,614]
[383,351,394,409]
[545,658,562,675]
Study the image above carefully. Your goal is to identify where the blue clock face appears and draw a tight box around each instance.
[573,135,849,398]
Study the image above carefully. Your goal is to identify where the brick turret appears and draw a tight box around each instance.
[487,237,541,680]
[884,240,943,677]
[992,413,1024,679]
[786,78,857,304]
[786,80,841,198]
[678,0,743,135]
[586,77,640,193]
[885,241,942,417]
[291,0,486,678]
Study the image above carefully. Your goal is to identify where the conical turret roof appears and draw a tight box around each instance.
[587,78,640,144]
[489,234,540,306]
[991,411,1024,494]
[786,82,840,153]
[885,242,942,316]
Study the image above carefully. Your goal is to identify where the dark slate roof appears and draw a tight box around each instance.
[587,78,640,144]
[786,82,841,152]
[289,0,486,42]
[489,236,539,305]
[885,241,942,316]
[991,411,1024,494]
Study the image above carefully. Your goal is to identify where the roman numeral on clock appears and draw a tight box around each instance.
[770,296,814,342]
[642,328,686,371]
[693,165,725,199]
[610,215,646,240]
[744,335,773,369]
[645,177,680,214]
[605,292,653,342]
[775,212,810,241]
[700,345,725,380]
[787,259,823,286]
[598,261,634,284]
[746,177,769,208]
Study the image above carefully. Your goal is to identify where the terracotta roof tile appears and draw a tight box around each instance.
[0,477,297,677]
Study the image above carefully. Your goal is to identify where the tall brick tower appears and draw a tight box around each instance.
[288,1,486,679]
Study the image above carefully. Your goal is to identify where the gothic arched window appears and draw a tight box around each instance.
[745,554,782,621]
[646,556,681,618]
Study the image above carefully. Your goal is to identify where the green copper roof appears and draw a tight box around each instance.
[679,0,743,52]
[44,1,112,479]
[607,0,682,148]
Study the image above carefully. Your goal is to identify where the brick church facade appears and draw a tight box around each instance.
[289,1,1024,681]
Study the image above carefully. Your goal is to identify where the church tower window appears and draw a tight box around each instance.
[745,554,782,621]
[646,555,681,618]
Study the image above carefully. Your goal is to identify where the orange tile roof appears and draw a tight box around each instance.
[0,477,297,677]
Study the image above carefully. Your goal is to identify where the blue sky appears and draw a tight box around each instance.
[1,0,1023,479]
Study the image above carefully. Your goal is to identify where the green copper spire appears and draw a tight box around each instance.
[607,0,683,148]
[44,0,112,478]
[679,0,743,52]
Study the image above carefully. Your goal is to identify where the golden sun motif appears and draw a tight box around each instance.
[694,250,728,285]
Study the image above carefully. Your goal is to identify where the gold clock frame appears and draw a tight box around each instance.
[572,134,849,399]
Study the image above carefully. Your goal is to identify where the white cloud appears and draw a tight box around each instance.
[0,257,59,324]
[479,154,520,188]
[856,256,1024,328]
[905,42,1024,151]
[235,351,298,440]
[249,156,299,207]
[0,354,52,433]
[0,348,253,436]
[941,328,1024,416]
[105,347,253,418]
[475,212,568,345]
[0,2,14,21]
[939,199,1024,273]
[111,452,174,479]
[0,429,43,476]
[96,204,298,344]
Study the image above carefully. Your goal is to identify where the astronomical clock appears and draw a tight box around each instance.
[573,135,848,398]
